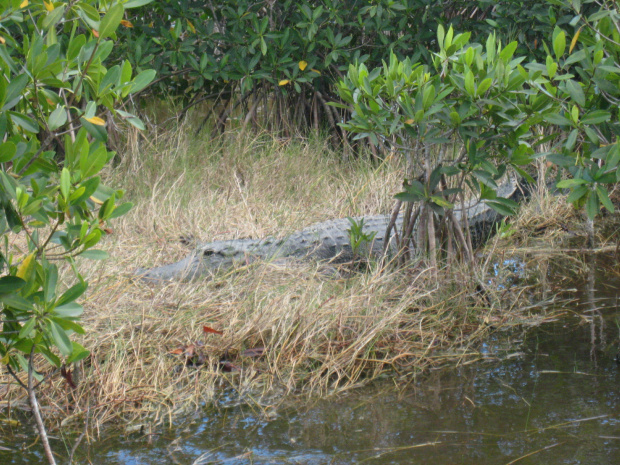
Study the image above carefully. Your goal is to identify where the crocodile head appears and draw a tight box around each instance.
[136,239,255,282]
[197,240,249,270]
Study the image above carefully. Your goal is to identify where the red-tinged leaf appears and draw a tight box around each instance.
[170,344,207,367]
[99,220,114,235]
[203,326,223,335]
[241,347,265,358]
[61,366,77,389]
[183,345,196,357]
[220,361,240,372]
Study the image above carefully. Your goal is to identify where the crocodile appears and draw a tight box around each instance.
[137,177,519,281]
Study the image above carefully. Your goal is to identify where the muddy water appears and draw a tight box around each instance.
[2,255,619,464]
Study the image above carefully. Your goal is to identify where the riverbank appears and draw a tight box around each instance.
[0,123,603,432]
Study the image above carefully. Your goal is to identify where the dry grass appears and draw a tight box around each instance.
[494,169,620,253]
[1,121,553,432]
[506,183,580,247]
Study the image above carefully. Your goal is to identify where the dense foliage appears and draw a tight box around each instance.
[337,0,620,257]
[113,0,575,135]
[0,1,153,460]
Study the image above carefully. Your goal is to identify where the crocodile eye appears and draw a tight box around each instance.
[203,249,215,257]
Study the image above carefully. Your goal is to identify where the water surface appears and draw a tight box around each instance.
[2,255,619,464]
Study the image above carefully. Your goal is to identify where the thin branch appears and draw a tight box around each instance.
[5,364,28,391]
[28,346,57,465]
[382,200,402,258]
[68,406,89,464]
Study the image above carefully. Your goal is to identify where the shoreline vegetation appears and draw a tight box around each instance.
[2,3,620,462]
[3,123,608,432]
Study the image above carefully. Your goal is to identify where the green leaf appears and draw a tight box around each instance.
[49,320,73,356]
[108,201,133,219]
[546,55,558,79]
[543,113,572,126]
[477,78,492,97]
[77,4,100,31]
[80,249,109,260]
[606,144,620,169]
[557,178,587,188]
[596,186,614,213]
[72,177,100,204]
[98,193,115,221]
[464,70,475,97]
[553,29,566,59]
[513,166,535,184]
[60,167,71,200]
[571,105,579,124]
[99,4,124,40]
[81,117,108,142]
[472,170,498,189]
[124,0,154,6]
[0,45,17,74]
[67,341,90,364]
[54,303,84,318]
[0,294,33,312]
[584,127,599,144]
[564,49,586,66]
[581,110,611,125]
[56,282,87,307]
[566,185,588,203]
[565,129,578,151]
[9,112,38,133]
[81,145,107,179]
[422,85,435,110]
[18,317,37,339]
[486,199,517,216]
[67,34,87,61]
[84,101,97,119]
[449,111,461,125]
[2,74,28,111]
[437,24,445,49]
[445,26,454,49]
[37,346,61,368]
[43,263,58,303]
[394,192,421,203]
[126,117,145,130]
[121,59,133,83]
[0,141,17,163]
[430,196,453,209]
[52,317,86,335]
[94,40,114,62]
[130,69,156,94]
[565,79,585,107]
[499,41,518,62]
[0,276,26,293]
[585,190,599,219]
[99,65,121,94]
[42,4,66,30]
[486,34,496,63]
[82,229,102,249]
[48,106,67,131]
